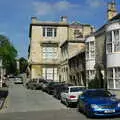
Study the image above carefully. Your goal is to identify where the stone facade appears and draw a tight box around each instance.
[85,35,96,87]
[28,17,94,82]
[28,16,68,80]
[60,40,85,84]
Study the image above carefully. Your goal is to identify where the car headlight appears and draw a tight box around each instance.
[91,104,100,109]
[118,103,120,107]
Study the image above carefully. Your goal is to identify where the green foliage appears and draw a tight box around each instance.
[19,57,28,73]
[88,63,104,89]
[0,35,17,74]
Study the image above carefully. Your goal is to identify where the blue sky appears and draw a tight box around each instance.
[0,0,119,58]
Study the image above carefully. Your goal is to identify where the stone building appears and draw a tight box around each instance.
[95,0,120,89]
[106,14,120,89]
[28,16,68,80]
[59,22,94,84]
[68,50,85,86]
[28,16,94,82]
[60,40,85,85]
[85,35,95,87]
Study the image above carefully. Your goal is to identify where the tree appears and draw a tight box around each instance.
[94,64,104,88]
[19,57,28,73]
[0,35,17,74]
[88,63,104,89]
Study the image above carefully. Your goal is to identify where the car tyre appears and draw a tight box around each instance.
[66,99,70,107]
[86,108,93,118]
[77,102,81,112]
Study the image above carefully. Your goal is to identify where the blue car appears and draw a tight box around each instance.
[77,89,120,118]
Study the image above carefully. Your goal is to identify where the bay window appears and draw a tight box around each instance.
[106,30,120,53]
[107,67,120,89]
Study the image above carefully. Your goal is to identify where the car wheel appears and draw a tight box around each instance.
[85,107,93,118]
[60,98,63,103]
[66,99,70,107]
[77,102,81,112]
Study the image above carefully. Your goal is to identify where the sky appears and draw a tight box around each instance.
[0,0,119,59]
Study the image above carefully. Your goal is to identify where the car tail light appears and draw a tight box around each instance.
[69,95,76,98]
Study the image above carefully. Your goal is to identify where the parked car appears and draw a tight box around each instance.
[26,80,37,89]
[14,77,23,84]
[45,82,60,94]
[35,79,45,90]
[41,81,51,91]
[26,78,44,90]
[0,90,8,98]
[53,83,73,99]
[60,86,85,107]
[77,89,120,118]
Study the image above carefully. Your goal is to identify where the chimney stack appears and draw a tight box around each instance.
[107,0,117,20]
[60,16,67,23]
[31,17,37,23]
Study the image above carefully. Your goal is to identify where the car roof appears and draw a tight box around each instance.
[84,89,107,92]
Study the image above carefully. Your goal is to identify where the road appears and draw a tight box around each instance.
[0,80,119,120]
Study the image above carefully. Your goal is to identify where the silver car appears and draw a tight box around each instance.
[60,86,85,107]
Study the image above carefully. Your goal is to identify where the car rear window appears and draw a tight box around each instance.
[70,87,85,92]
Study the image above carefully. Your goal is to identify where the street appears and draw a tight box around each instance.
[0,80,119,120]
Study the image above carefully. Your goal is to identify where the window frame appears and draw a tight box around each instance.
[42,27,57,37]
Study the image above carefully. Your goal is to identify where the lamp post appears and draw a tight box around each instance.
[0,57,2,87]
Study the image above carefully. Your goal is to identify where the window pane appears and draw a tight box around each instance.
[114,30,119,41]
[47,74,53,80]
[47,28,52,37]
[115,79,120,88]
[108,79,114,89]
[54,74,58,81]
[47,68,53,73]
[115,68,120,79]
[42,47,57,59]
[107,43,112,53]
[107,32,112,43]
[107,68,113,78]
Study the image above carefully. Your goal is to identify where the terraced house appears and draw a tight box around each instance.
[95,0,120,90]
[28,16,68,81]
[28,16,94,83]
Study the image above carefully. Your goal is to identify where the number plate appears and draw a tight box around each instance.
[104,109,115,113]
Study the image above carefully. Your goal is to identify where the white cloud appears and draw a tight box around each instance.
[86,0,106,8]
[32,1,78,16]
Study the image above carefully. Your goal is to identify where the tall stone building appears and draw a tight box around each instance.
[28,17,94,82]
[59,22,94,85]
[95,0,120,89]
[28,16,68,80]
[85,35,95,87]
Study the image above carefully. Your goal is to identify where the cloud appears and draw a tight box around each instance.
[86,0,106,8]
[32,1,78,16]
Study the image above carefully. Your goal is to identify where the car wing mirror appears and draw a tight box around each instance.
[80,95,85,100]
